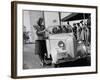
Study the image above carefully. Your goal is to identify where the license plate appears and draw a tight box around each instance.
[58,52,67,57]
[61,53,66,57]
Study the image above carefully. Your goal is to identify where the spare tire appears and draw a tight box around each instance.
[77,41,87,57]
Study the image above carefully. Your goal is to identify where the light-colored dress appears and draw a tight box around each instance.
[81,26,89,45]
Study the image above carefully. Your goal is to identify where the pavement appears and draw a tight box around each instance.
[23,44,54,69]
[23,44,42,69]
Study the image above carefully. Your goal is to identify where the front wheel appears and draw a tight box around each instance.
[52,64,58,68]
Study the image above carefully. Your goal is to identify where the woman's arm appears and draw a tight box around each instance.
[37,29,46,34]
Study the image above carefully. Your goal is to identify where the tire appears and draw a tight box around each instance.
[54,64,58,68]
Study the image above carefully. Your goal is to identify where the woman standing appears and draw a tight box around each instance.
[73,23,77,40]
[80,21,89,45]
[77,23,82,41]
[34,17,47,66]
